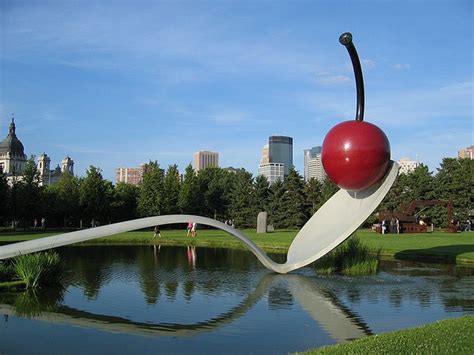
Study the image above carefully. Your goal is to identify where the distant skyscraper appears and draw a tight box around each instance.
[193,151,219,171]
[258,162,284,184]
[269,136,293,177]
[260,144,270,164]
[116,163,146,185]
[458,145,474,159]
[397,157,420,175]
[303,146,324,182]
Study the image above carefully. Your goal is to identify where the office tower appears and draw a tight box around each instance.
[258,162,284,184]
[116,163,146,185]
[458,145,474,159]
[397,157,420,175]
[269,136,293,177]
[303,146,323,182]
[193,151,219,171]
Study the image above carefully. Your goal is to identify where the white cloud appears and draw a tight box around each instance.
[392,63,411,70]
[315,74,351,85]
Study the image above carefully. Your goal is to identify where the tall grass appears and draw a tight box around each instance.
[12,251,66,289]
[314,236,381,275]
[0,261,15,282]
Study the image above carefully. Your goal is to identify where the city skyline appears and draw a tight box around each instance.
[1,1,472,182]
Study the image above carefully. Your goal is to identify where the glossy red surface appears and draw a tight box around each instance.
[321,120,390,191]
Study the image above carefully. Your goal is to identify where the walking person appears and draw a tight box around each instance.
[191,222,197,237]
[153,225,162,238]
[187,222,193,237]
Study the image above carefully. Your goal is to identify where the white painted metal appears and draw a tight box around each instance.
[0,161,398,274]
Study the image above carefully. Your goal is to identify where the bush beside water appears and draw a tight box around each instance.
[314,237,380,275]
[10,251,66,289]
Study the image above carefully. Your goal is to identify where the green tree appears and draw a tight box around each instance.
[254,174,270,213]
[304,177,323,216]
[434,158,473,226]
[197,167,228,219]
[267,179,286,229]
[55,172,80,227]
[229,170,256,228]
[0,167,8,223]
[178,164,200,215]
[402,164,435,202]
[281,168,307,228]
[79,166,111,226]
[162,164,181,215]
[16,157,42,227]
[321,177,339,204]
[111,182,139,222]
[138,161,164,217]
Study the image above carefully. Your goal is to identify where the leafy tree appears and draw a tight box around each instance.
[111,182,139,222]
[137,161,164,217]
[0,167,8,224]
[434,158,473,226]
[178,164,201,215]
[55,172,80,227]
[254,174,270,213]
[401,164,435,202]
[197,167,228,219]
[267,179,286,229]
[321,176,339,205]
[15,157,42,227]
[79,166,111,225]
[304,177,323,216]
[162,164,181,215]
[281,168,307,228]
[229,170,256,228]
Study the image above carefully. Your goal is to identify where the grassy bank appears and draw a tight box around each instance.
[1,228,473,264]
[297,315,474,354]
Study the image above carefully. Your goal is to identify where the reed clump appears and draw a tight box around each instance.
[314,236,380,275]
[12,251,66,289]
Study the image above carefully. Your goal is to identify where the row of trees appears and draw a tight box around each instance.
[0,157,472,230]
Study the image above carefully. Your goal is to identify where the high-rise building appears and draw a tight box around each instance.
[258,162,284,184]
[458,145,474,159]
[193,151,219,171]
[398,157,420,175]
[269,136,293,177]
[116,163,146,185]
[303,146,325,182]
[260,144,270,164]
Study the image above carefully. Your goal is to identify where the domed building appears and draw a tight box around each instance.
[0,117,74,186]
[0,118,27,176]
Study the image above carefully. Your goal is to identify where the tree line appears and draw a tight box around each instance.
[0,157,472,230]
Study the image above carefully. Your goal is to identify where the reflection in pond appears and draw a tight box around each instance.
[0,245,473,354]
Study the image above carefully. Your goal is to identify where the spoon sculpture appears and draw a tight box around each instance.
[0,33,398,273]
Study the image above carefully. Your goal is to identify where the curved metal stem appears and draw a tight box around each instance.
[339,32,365,122]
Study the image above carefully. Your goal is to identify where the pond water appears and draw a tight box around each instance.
[1,245,473,354]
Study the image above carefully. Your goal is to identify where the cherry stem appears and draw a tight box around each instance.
[339,32,364,122]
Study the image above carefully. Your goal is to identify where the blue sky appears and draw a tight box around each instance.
[1,0,472,182]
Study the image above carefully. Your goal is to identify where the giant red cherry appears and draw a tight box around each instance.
[322,33,391,191]
[322,120,390,191]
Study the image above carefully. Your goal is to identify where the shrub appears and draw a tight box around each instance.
[314,236,381,275]
[12,251,66,289]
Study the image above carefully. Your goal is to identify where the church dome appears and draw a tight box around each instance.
[0,118,26,157]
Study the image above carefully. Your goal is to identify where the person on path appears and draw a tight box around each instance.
[187,222,193,237]
[191,222,197,237]
[153,225,162,238]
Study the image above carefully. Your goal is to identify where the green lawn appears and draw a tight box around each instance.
[1,228,474,264]
[297,315,474,354]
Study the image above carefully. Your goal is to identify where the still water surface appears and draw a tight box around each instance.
[1,245,473,354]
